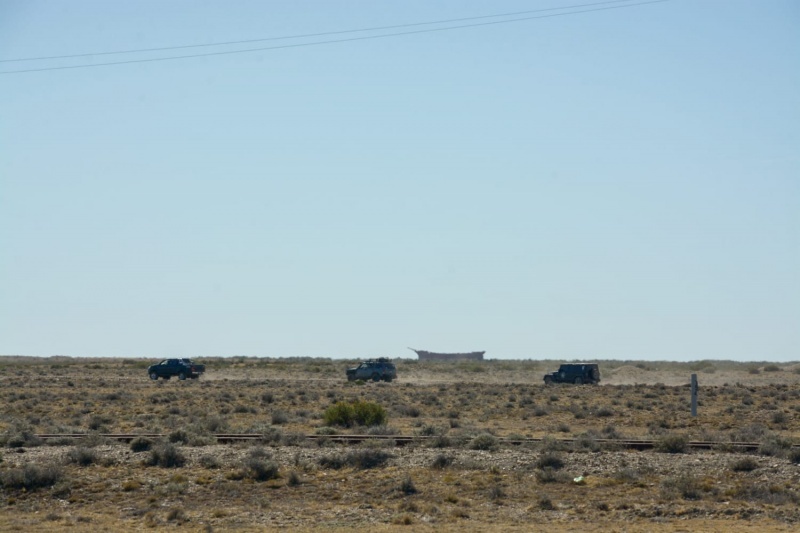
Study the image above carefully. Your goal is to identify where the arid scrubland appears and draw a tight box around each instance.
[1,357,799,532]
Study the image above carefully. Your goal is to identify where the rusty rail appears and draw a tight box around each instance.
[30,433,796,452]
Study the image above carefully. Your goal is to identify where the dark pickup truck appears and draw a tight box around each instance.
[148,359,205,381]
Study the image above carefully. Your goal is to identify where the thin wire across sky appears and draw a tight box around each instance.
[1,0,671,75]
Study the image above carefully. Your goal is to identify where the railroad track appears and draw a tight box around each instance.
[32,433,796,452]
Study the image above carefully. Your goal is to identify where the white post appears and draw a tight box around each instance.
[691,373,698,417]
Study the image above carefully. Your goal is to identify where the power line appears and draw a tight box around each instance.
[0,0,670,75]
[0,0,643,63]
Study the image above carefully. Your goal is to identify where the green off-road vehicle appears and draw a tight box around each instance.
[346,358,396,382]
[543,363,600,385]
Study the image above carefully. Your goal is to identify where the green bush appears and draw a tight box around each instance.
[352,401,388,427]
[323,401,387,428]
[324,402,355,427]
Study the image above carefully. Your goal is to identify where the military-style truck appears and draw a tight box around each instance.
[147,359,205,381]
[543,363,600,385]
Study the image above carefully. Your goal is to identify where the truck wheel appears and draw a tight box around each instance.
[544,376,553,385]
[383,376,393,382]
[371,373,380,382]
[179,372,187,380]
[574,377,583,385]
[149,372,158,380]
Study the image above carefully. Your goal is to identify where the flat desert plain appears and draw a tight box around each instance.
[0,357,799,532]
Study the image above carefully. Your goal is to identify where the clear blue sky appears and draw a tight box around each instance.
[1,1,798,360]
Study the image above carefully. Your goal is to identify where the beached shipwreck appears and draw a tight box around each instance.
[409,348,485,361]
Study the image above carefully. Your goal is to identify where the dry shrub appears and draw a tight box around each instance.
[730,457,759,472]
[318,449,392,470]
[429,435,451,448]
[536,453,565,470]
[771,411,789,425]
[488,485,505,501]
[166,508,187,523]
[2,427,42,448]
[147,443,186,468]
[287,471,301,486]
[130,437,153,453]
[469,433,498,451]
[399,475,417,495]
[535,468,569,484]
[728,483,799,505]
[613,467,644,484]
[572,433,601,452]
[661,473,703,500]
[323,400,387,428]
[368,425,398,435]
[0,463,62,491]
[122,480,141,492]
[392,513,414,525]
[66,446,97,467]
[788,448,800,465]
[271,411,289,425]
[431,454,453,469]
[536,493,555,510]
[243,457,279,481]
[317,454,347,470]
[655,434,689,454]
[347,449,392,469]
[758,436,793,458]
[538,436,568,453]
[168,429,189,444]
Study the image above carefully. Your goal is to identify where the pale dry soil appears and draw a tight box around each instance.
[1,357,799,531]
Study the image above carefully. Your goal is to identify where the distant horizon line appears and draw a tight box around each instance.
[1,354,797,364]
